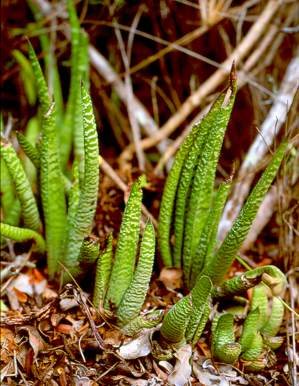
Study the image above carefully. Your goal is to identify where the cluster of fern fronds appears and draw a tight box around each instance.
[0,1,288,373]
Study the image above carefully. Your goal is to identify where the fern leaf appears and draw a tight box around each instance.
[239,307,260,353]
[160,295,193,344]
[186,275,212,343]
[0,222,45,252]
[183,81,236,286]
[78,237,100,265]
[30,42,67,276]
[1,140,41,231]
[158,119,206,267]
[93,234,113,309]
[28,42,51,114]
[16,131,40,169]
[212,313,241,364]
[117,221,155,326]
[190,181,231,287]
[251,284,268,329]
[173,89,233,268]
[0,157,16,219]
[105,175,146,308]
[63,85,99,280]
[261,297,284,338]
[203,141,287,285]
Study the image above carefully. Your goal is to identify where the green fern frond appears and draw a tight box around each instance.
[30,42,67,276]
[122,310,164,337]
[212,265,286,299]
[0,158,16,220]
[28,42,51,114]
[202,141,287,285]
[251,284,268,329]
[186,275,212,343]
[117,221,156,327]
[158,74,236,268]
[160,295,193,344]
[239,307,260,353]
[0,222,45,252]
[105,175,146,308]
[182,81,236,287]
[63,85,99,279]
[0,140,41,231]
[78,237,100,265]
[93,234,113,309]
[190,181,231,287]
[212,313,241,364]
[261,296,284,338]
[16,131,40,169]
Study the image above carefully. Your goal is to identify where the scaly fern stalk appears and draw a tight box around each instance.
[212,313,241,364]
[60,0,88,170]
[74,31,89,169]
[117,221,156,326]
[202,141,287,285]
[0,222,45,252]
[172,100,222,267]
[212,265,286,299]
[105,175,146,308]
[29,43,67,276]
[63,85,99,280]
[251,284,268,329]
[185,275,212,343]
[239,307,260,354]
[158,119,205,267]
[78,237,100,265]
[182,80,236,287]
[122,310,164,336]
[160,275,212,345]
[190,180,231,287]
[0,159,16,220]
[160,295,193,344]
[16,131,40,169]
[27,0,63,124]
[0,140,41,231]
[93,234,113,309]
[261,296,284,339]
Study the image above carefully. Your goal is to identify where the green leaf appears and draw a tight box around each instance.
[186,275,212,343]
[0,222,45,252]
[182,81,236,287]
[105,175,146,308]
[202,141,287,285]
[16,131,40,169]
[0,140,41,231]
[160,295,193,344]
[63,85,99,280]
[117,221,156,326]
[212,313,241,364]
[190,181,231,287]
[93,234,113,309]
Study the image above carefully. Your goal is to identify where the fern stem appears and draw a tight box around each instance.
[0,140,41,231]
[0,222,45,252]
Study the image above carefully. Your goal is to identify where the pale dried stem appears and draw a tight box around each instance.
[32,0,168,155]
[121,0,281,161]
[114,11,146,170]
[154,19,281,173]
[218,49,299,241]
